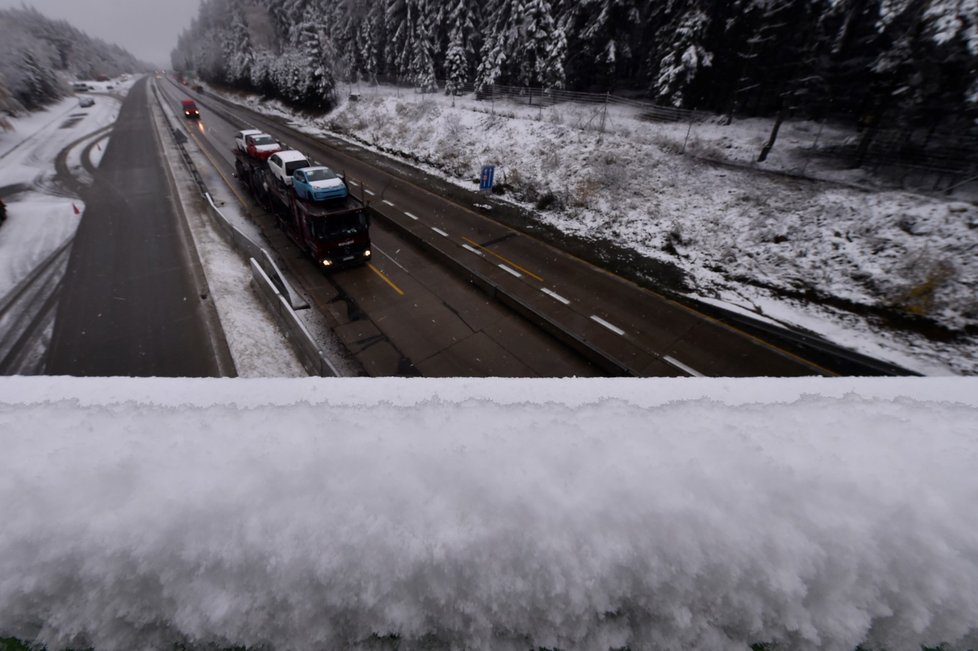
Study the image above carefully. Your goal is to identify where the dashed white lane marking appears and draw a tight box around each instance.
[365,188,376,196]
[498,264,522,278]
[431,227,449,237]
[348,180,360,186]
[591,315,625,336]
[664,355,705,377]
[404,211,419,220]
[540,288,570,305]
[382,199,395,207]
[462,244,484,256]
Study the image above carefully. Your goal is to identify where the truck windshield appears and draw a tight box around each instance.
[310,212,368,240]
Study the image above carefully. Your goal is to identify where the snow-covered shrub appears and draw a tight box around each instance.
[571,176,601,208]
[887,253,958,318]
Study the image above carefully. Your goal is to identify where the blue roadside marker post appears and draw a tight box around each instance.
[479,164,495,194]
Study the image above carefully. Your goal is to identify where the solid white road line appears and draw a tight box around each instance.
[540,288,570,305]
[498,264,522,278]
[373,245,410,274]
[431,227,449,237]
[591,315,625,336]
[663,355,705,377]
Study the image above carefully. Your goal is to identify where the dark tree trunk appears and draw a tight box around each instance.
[757,107,785,162]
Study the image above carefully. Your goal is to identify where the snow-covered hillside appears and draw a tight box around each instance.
[233,86,978,375]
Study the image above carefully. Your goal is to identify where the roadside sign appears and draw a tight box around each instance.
[479,164,495,193]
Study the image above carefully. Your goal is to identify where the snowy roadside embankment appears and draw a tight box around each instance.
[0,86,130,297]
[2,376,977,651]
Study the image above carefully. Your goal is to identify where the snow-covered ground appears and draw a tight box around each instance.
[228,84,978,375]
[0,89,125,297]
[1,375,977,651]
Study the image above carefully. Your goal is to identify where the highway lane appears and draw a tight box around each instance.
[173,80,830,376]
[158,80,600,377]
[47,77,234,377]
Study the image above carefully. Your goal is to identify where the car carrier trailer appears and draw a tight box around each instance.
[233,148,371,269]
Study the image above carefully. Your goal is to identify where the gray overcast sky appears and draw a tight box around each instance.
[0,0,202,67]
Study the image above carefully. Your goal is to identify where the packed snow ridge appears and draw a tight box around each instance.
[2,377,978,651]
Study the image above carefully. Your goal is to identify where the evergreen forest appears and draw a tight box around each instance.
[172,0,978,137]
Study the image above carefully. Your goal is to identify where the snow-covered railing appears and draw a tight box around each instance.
[2,376,978,650]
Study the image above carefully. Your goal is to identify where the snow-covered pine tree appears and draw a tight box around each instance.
[408,0,439,90]
[475,0,524,90]
[521,0,566,89]
[443,0,477,95]
[288,5,337,109]
[332,0,367,82]
[357,1,385,82]
[383,0,414,80]
[649,1,714,106]
[224,5,255,85]
[574,0,640,88]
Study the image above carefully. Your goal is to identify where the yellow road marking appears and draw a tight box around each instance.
[462,237,544,282]
[368,263,405,296]
[184,127,251,208]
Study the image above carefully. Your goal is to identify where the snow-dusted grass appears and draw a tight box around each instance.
[225,84,978,374]
[1,376,977,651]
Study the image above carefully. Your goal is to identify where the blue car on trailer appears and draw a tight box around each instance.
[292,166,348,202]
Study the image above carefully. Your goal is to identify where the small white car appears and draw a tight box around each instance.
[267,150,311,186]
[78,97,95,108]
[234,129,263,152]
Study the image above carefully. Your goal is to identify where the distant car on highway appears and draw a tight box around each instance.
[181,99,199,119]
[292,166,348,201]
[78,97,95,108]
[244,134,282,160]
[267,150,311,186]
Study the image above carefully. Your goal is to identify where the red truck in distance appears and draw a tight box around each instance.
[181,99,200,119]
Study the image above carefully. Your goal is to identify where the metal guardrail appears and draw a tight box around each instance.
[249,259,338,376]
[151,80,334,375]
[201,193,308,310]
